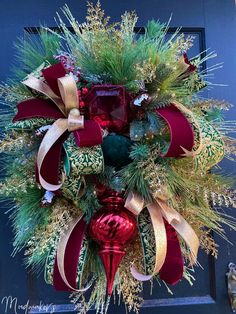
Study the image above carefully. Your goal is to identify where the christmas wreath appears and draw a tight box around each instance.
[0,2,236,312]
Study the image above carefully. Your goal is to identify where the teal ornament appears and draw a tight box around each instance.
[102,134,132,168]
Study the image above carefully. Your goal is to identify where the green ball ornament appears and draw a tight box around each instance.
[101,134,132,168]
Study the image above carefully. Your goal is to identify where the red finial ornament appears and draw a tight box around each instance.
[88,191,137,295]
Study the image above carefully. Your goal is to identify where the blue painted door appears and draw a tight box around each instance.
[0,1,236,314]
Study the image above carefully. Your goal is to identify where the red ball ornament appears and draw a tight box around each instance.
[88,191,137,295]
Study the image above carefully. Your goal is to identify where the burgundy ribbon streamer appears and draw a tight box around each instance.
[159,220,184,285]
[13,98,64,122]
[53,218,87,291]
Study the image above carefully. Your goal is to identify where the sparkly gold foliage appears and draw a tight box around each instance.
[117,239,144,313]
[0,132,34,153]
[25,199,82,269]
[200,230,218,258]
[0,83,30,104]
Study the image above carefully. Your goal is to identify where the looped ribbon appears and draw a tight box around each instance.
[155,101,206,160]
[125,192,200,282]
[53,214,91,292]
[153,54,201,159]
[156,103,195,158]
[13,62,103,191]
[173,101,204,157]
[156,100,224,171]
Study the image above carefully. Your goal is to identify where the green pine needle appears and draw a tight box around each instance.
[11,28,61,82]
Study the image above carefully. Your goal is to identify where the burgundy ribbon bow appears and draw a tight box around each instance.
[13,63,103,190]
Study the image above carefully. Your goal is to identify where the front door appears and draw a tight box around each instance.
[0,1,235,314]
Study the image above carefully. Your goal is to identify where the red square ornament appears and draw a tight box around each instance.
[85,85,129,132]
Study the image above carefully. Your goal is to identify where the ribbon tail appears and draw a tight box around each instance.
[157,199,200,266]
[53,215,91,292]
[159,220,184,285]
[131,203,167,281]
[36,131,68,189]
[13,98,64,122]
[37,119,68,191]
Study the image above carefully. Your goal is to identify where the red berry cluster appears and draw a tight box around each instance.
[78,87,90,113]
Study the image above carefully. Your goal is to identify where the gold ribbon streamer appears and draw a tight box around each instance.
[56,214,91,292]
[37,119,68,191]
[131,203,167,281]
[125,192,200,281]
[23,75,84,191]
[157,199,199,266]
